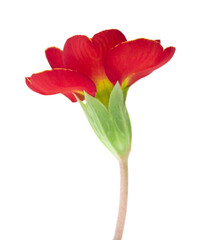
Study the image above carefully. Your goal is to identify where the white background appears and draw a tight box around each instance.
[0,0,199,239]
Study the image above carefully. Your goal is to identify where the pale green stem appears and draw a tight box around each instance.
[113,158,128,240]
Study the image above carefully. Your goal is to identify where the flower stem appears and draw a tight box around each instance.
[113,158,128,240]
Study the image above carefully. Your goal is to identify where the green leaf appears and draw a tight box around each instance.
[108,82,132,156]
[78,83,132,160]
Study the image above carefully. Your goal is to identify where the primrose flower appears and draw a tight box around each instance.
[26,29,175,240]
[26,29,175,107]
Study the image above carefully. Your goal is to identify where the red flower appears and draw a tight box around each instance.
[26,29,175,105]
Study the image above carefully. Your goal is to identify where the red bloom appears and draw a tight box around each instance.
[26,29,175,105]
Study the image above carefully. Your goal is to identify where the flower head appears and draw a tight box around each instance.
[26,29,175,107]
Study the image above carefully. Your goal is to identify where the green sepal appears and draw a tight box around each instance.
[78,82,132,160]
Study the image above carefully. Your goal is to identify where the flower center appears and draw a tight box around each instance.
[95,78,114,108]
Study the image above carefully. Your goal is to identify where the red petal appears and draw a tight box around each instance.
[62,92,85,102]
[45,47,65,68]
[104,38,175,87]
[26,69,96,102]
[62,93,78,102]
[26,76,79,102]
[63,29,127,84]
[26,77,50,95]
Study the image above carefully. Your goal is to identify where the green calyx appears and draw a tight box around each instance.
[78,82,132,161]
